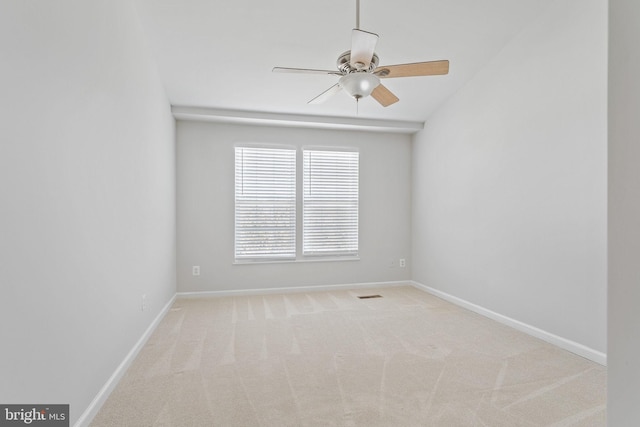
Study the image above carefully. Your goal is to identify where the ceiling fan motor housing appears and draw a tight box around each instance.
[337,51,379,74]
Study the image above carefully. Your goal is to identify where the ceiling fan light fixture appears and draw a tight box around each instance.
[338,72,380,99]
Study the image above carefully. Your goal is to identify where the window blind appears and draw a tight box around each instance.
[303,149,359,256]
[235,147,296,260]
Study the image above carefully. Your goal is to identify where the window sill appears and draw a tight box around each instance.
[234,256,360,265]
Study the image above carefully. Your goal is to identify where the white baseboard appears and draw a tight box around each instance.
[177,280,411,298]
[74,294,177,427]
[410,281,607,366]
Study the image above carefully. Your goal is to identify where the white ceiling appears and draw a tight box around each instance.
[134,0,553,125]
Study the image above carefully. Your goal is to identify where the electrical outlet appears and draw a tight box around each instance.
[400,258,406,268]
[192,266,200,276]
[141,294,147,312]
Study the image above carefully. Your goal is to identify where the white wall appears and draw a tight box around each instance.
[609,1,640,424]
[412,0,607,355]
[0,1,176,425]
[177,121,411,292]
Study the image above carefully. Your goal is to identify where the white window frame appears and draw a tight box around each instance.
[302,148,359,257]
[234,145,297,261]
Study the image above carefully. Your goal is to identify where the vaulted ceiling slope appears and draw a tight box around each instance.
[134,0,554,126]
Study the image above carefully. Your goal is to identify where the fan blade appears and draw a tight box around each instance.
[371,84,399,107]
[375,60,449,78]
[308,83,342,104]
[273,67,342,76]
[350,29,379,70]
[271,67,342,76]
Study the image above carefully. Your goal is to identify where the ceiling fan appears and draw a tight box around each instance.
[272,0,449,107]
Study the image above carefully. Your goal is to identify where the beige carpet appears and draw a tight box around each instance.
[91,286,606,426]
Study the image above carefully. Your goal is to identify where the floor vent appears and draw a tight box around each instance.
[358,295,382,299]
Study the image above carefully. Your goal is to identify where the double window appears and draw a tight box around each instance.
[235,146,359,261]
